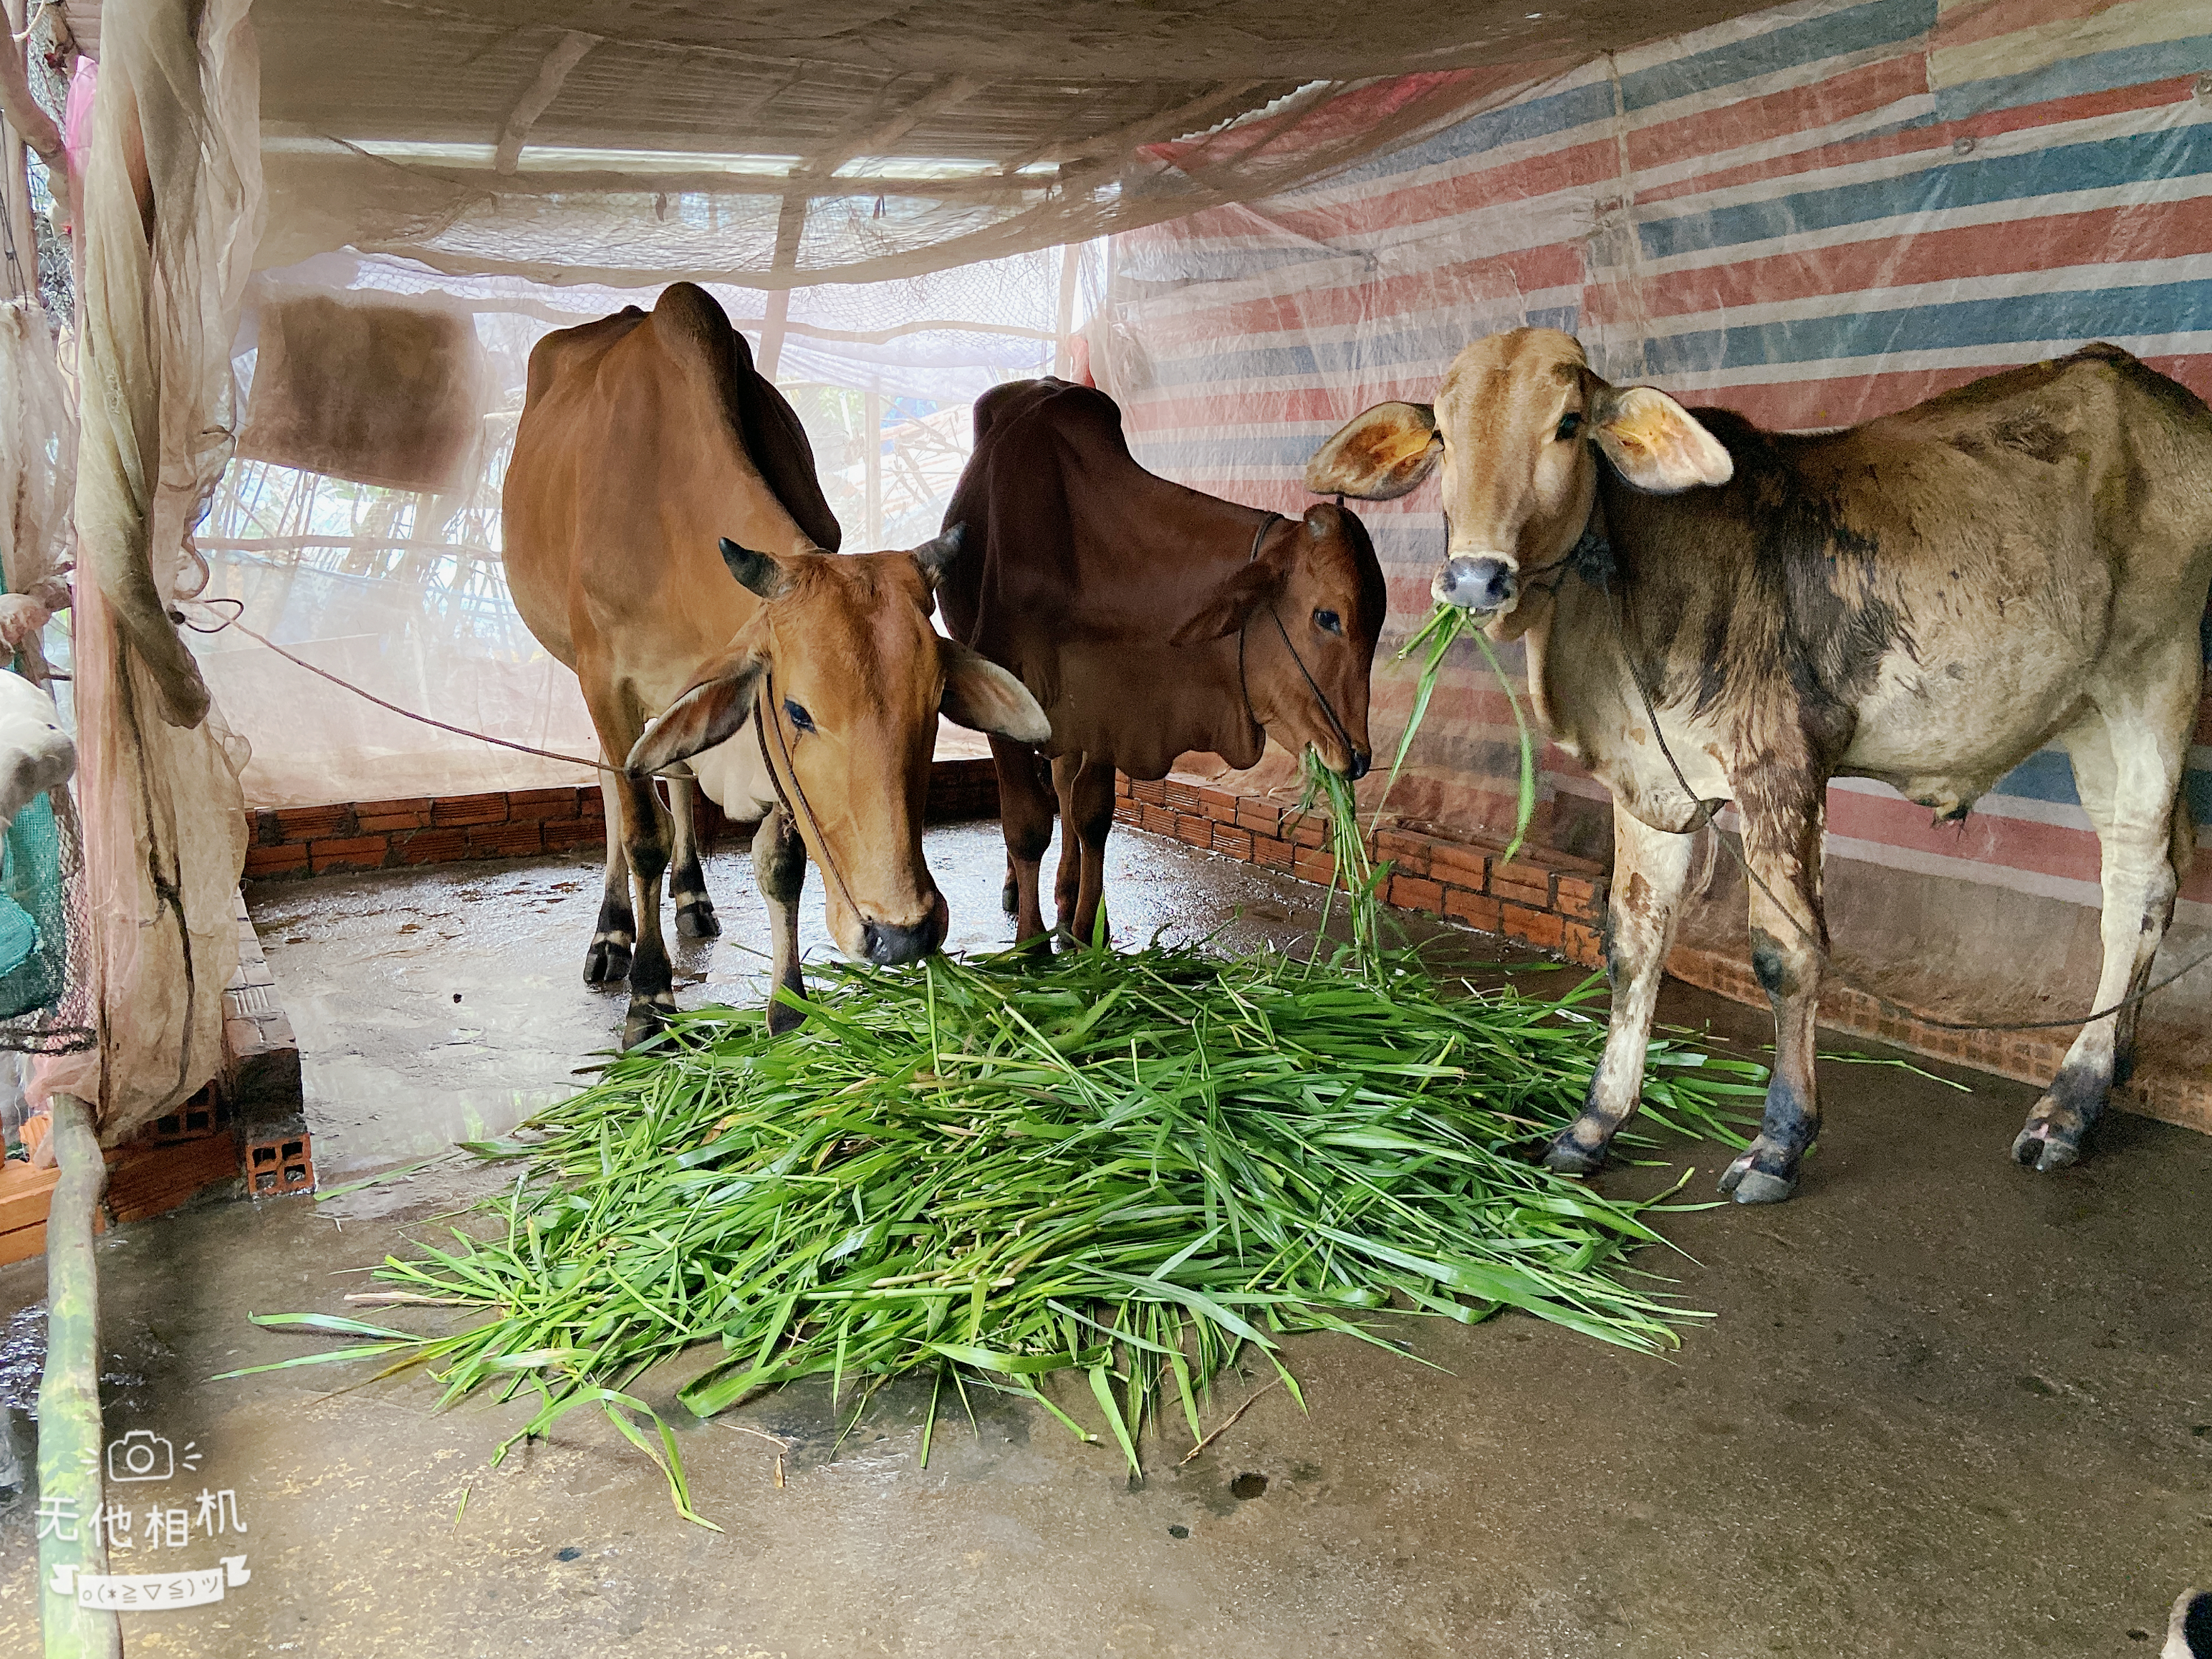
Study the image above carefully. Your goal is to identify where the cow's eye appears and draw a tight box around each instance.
[1313,608,1342,635]
[1556,412,1582,441]
[782,698,814,733]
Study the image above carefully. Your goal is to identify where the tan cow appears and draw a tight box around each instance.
[504,284,1048,1047]
[1312,330,2212,1201]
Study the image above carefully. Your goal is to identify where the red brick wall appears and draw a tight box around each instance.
[1113,774,1609,969]
[242,760,1004,880]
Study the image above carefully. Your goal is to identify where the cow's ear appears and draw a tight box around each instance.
[1170,560,1286,647]
[627,644,766,774]
[910,522,966,588]
[939,640,1051,743]
[1587,383,1733,492]
[720,537,792,598]
[1305,402,1442,500]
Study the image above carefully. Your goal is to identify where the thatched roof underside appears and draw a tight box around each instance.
[214,0,1780,284]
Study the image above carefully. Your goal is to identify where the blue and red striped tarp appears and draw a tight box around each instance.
[1100,0,2212,925]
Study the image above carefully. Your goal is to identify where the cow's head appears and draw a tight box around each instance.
[1304,329,1732,632]
[627,526,1049,963]
[1168,502,1385,779]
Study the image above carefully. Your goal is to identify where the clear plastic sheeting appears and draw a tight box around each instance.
[34,0,260,1143]
[1096,0,2212,1032]
[1097,0,2212,845]
[191,245,1104,807]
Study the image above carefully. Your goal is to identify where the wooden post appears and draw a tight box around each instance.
[1053,241,1081,380]
[0,0,43,304]
[36,1092,122,1659]
[756,191,807,383]
[864,388,883,549]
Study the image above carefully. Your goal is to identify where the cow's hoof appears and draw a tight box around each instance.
[1719,1153,1797,1205]
[621,994,678,1051]
[676,901,721,940]
[765,994,807,1037]
[1001,875,1019,915]
[2011,1120,2082,1173]
[585,938,632,984]
[1542,1127,1606,1177]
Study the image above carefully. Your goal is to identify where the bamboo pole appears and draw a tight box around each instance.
[36,1092,120,1658]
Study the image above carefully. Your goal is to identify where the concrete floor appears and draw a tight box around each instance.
[1,819,2208,1657]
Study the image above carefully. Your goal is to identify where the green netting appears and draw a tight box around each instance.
[0,655,89,1057]
[0,787,67,1021]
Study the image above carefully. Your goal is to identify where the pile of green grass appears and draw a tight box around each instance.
[235,942,1763,1523]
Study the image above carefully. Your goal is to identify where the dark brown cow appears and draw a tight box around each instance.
[1312,330,2212,1202]
[504,284,1048,1046]
[940,378,1388,944]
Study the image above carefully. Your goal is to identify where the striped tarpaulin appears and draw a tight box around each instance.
[1097,0,2212,925]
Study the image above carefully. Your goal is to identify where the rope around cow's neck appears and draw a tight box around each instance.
[1238,511,1361,768]
[753,661,863,928]
[1580,521,2212,1035]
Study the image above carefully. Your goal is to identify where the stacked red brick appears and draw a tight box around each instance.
[1112,773,1607,968]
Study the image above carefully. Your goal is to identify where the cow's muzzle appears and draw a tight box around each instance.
[860,893,948,965]
[1345,749,1371,782]
[1434,556,1518,615]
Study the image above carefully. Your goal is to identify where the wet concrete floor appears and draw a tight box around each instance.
[1,819,2208,1657]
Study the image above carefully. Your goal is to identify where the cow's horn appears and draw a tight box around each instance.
[719,537,788,598]
[913,523,966,582]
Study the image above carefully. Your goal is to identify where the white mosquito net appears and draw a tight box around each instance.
[187,242,1107,807]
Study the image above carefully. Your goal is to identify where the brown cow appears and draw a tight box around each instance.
[504,284,1049,1046]
[1312,330,2211,1201]
[940,378,1388,945]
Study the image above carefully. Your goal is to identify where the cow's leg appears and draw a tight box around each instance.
[752,807,810,1034]
[1544,808,1695,1175]
[1061,754,1117,948]
[585,766,635,984]
[1719,792,1831,1206]
[1049,754,1086,938]
[991,736,1055,944]
[2014,696,2193,1170]
[668,774,721,940]
[616,766,679,1049]
[582,679,679,1047]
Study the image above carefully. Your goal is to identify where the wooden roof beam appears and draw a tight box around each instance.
[1001,80,1264,173]
[494,30,599,175]
[799,72,986,179]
